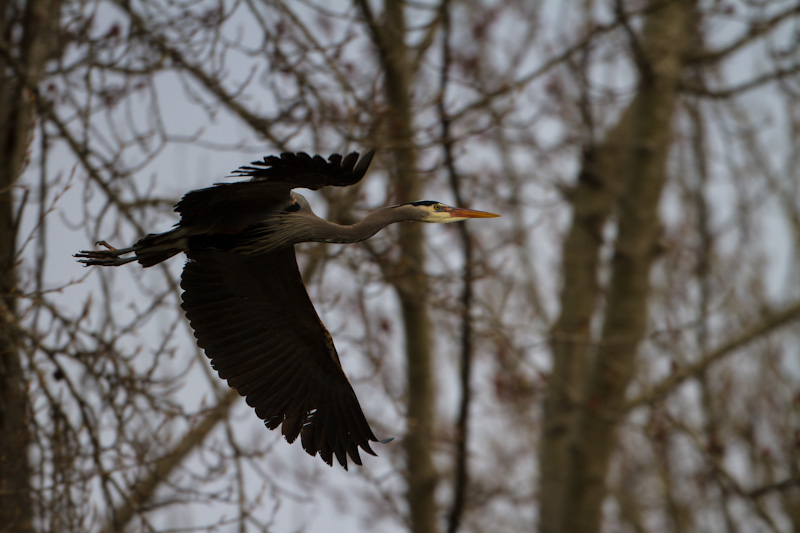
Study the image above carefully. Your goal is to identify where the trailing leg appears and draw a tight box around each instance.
[76,228,187,268]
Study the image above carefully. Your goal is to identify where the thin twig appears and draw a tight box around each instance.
[625,300,800,411]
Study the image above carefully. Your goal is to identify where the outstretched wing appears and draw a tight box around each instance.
[232,150,375,189]
[174,150,375,234]
[174,181,290,234]
[180,246,383,469]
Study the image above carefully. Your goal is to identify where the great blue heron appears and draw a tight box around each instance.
[76,150,498,469]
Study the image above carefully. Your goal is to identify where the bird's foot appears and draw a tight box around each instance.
[75,242,138,267]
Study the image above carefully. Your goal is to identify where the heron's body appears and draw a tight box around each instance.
[77,150,498,469]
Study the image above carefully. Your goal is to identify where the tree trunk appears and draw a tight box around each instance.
[0,1,61,531]
[359,1,439,531]
[538,107,633,533]
[544,2,695,532]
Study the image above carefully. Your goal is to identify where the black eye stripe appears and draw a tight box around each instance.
[393,200,447,209]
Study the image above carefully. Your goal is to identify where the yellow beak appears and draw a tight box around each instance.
[444,207,500,218]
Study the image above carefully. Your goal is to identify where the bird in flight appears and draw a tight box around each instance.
[76,150,499,469]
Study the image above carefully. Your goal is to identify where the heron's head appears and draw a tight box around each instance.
[406,200,500,223]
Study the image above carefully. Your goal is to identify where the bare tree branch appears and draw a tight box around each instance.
[626,300,800,411]
[101,390,239,533]
[681,63,800,99]
[687,3,800,65]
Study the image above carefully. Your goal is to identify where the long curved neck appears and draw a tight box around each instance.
[313,205,418,244]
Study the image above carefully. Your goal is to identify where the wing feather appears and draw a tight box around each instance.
[173,150,374,236]
[231,150,375,190]
[180,246,383,469]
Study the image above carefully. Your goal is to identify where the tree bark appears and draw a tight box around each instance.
[0,1,61,531]
[359,1,439,531]
[547,2,695,532]
[538,107,633,533]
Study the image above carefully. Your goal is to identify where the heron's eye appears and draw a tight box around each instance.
[433,203,443,211]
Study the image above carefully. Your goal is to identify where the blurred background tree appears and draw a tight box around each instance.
[2,1,800,532]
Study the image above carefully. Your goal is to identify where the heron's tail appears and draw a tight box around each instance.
[75,228,187,268]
